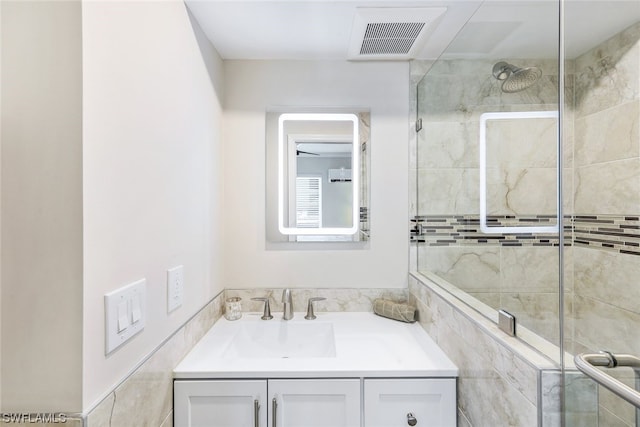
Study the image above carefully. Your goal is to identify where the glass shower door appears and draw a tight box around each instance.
[563,1,640,426]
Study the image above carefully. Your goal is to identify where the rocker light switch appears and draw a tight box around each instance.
[117,301,129,332]
[131,295,142,324]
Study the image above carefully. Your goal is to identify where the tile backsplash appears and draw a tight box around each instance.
[224,287,408,315]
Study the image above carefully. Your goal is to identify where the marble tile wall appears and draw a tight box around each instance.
[564,371,598,427]
[414,59,562,213]
[84,292,224,427]
[409,273,560,427]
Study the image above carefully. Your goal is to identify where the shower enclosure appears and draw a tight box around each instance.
[413,0,561,351]
[412,0,640,425]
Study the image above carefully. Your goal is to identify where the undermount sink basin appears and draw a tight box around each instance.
[174,312,460,379]
[222,320,336,359]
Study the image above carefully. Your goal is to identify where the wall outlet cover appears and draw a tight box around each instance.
[167,265,184,313]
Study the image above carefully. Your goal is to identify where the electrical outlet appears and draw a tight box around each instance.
[167,265,184,313]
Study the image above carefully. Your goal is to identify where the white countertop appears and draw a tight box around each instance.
[174,312,458,379]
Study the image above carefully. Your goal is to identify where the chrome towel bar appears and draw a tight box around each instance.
[575,352,640,409]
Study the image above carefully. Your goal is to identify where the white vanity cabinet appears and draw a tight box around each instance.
[363,378,456,427]
[173,313,459,427]
[174,379,361,427]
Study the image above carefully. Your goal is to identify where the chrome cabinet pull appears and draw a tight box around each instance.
[272,397,278,427]
[407,412,417,426]
[254,399,260,427]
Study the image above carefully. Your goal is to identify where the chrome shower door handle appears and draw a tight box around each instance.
[254,399,260,427]
[575,352,640,409]
[272,397,278,427]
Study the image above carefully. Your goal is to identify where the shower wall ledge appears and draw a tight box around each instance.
[410,271,558,369]
[409,271,563,427]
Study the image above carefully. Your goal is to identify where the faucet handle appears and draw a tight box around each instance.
[305,297,326,320]
[251,297,273,320]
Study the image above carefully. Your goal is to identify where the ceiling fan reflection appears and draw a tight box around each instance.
[296,150,319,156]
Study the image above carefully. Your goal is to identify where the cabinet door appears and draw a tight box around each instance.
[268,379,361,427]
[364,378,456,427]
[174,380,267,427]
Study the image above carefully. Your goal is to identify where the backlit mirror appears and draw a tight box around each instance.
[266,111,370,244]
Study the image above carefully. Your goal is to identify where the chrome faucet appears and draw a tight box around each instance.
[282,288,293,320]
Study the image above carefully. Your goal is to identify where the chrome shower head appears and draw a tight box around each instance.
[492,61,542,93]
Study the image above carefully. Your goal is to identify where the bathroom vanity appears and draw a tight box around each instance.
[173,312,458,427]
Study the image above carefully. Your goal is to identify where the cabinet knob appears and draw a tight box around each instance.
[407,412,417,426]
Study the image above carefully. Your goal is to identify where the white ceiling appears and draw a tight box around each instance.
[185,0,640,61]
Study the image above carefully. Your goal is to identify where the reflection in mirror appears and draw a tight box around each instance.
[266,111,370,244]
[279,114,358,236]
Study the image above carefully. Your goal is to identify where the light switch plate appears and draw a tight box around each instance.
[167,265,184,313]
[105,279,146,354]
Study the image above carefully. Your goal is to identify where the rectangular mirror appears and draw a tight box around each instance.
[266,110,370,244]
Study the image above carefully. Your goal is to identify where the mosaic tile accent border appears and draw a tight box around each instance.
[410,215,563,247]
[573,215,640,255]
[360,207,370,239]
[410,214,640,256]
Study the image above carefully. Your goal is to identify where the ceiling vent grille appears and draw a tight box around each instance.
[360,22,426,55]
[348,7,447,60]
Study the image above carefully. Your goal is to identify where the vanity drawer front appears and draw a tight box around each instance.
[364,378,456,427]
[174,380,267,427]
